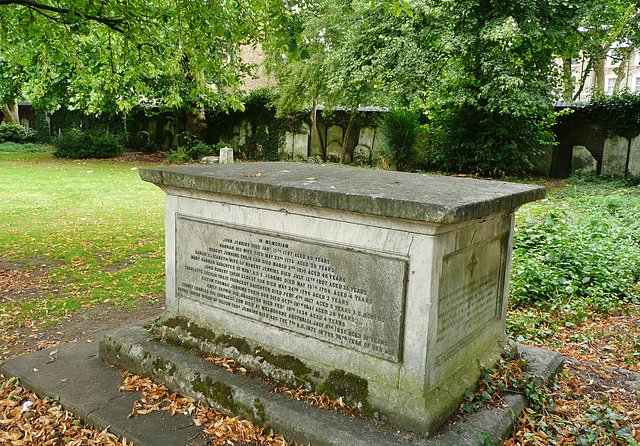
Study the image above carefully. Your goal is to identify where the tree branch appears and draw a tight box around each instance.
[0,0,126,32]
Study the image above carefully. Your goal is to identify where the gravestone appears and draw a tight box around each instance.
[238,121,252,149]
[293,123,310,160]
[281,131,294,158]
[326,125,343,147]
[358,126,376,149]
[629,136,640,176]
[602,135,629,176]
[571,146,597,174]
[310,121,326,157]
[533,143,554,176]
[353,144,371,165]
[325,140,342,162]
[101,163,545,436]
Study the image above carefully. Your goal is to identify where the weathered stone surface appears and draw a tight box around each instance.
[602,135,629,176]
[358,126,376,149]
[327,125,343,148]
[353,145,370,166]
[230,123,241,150]
[310,121,326,157]
[629,136,640,176]
[281,131,294,157]
[293,123,310,160]
[177,219,405,361]
[219,147,234,164]
[140,163,545,223]
[200,156,220,164]
[372,129,385,153]
[325,140,342,162]
[238,121,252,148]
[571,146,597,174]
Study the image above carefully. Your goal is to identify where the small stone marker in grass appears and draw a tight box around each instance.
[101,162,545,436]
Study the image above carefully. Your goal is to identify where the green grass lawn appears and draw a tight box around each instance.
[0,151,166,331]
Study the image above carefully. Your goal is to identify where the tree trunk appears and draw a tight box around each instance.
[614,47,633,91]
[310,97,324,159]
[573,57,596,101]
[186,103,208,141]
[594,45,610,92]
[341,111,356,164]
[561,57,573,101]
[1,99,20,124]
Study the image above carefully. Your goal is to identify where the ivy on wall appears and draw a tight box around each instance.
[207,88,306,161]
[584,90,640,140]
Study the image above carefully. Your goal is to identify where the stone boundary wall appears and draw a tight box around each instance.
[552,107,640,177]
[12,103,640,178]
[218,109,389,165]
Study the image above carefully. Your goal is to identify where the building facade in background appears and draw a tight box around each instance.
[569,47,640,101]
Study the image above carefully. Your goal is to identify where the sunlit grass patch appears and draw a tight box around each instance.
[0,152,165,335]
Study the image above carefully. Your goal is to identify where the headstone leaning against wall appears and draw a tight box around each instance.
[602,135,629,176]
[100,163,545,439]
[629,136,640,176]
[571,146,598,174]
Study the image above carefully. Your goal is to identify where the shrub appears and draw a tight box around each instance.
[0,123,36,143]
[53,129,124,159]
[426,102,557,176]
[511,190,640,312]
[376,109,420,171]
[140,140,160,154]
[167,138,220,163]
[167,146,191,164]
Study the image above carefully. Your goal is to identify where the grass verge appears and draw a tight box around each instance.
[0,151,165,356]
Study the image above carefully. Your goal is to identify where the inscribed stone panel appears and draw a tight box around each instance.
[175,217,407,362]
[436,235,506,361]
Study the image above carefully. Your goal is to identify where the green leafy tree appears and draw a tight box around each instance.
[0,0,301,138]
[556,1,640,100]
[273,0,640,174]
[271,0,431,162]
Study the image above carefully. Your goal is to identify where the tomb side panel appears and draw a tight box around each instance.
[175,216,407,362]
[435,232,508,364]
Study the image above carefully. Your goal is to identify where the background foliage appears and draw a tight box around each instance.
[509,175,640,342]
[0,123,35,143]
[376,108,421,171]
[53,129,125,159]
[584,89,640,140]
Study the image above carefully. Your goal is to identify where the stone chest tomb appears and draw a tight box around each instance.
[100,162,545,437]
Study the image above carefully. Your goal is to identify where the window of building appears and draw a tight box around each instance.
[606,76,617,95]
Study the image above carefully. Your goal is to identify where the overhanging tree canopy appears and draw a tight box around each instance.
[0,0,301,135]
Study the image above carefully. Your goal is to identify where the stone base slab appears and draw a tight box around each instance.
[99,324,563,446]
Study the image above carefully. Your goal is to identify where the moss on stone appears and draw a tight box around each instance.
[162,316,187,330]
[259,351,311,378]
[215,334,251,354]
[192,375,236,412]
[158,316,218,342]
[183,322,217,342]
[152,357,177,376]
[253,399,266,423]
[319,369,369,403]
